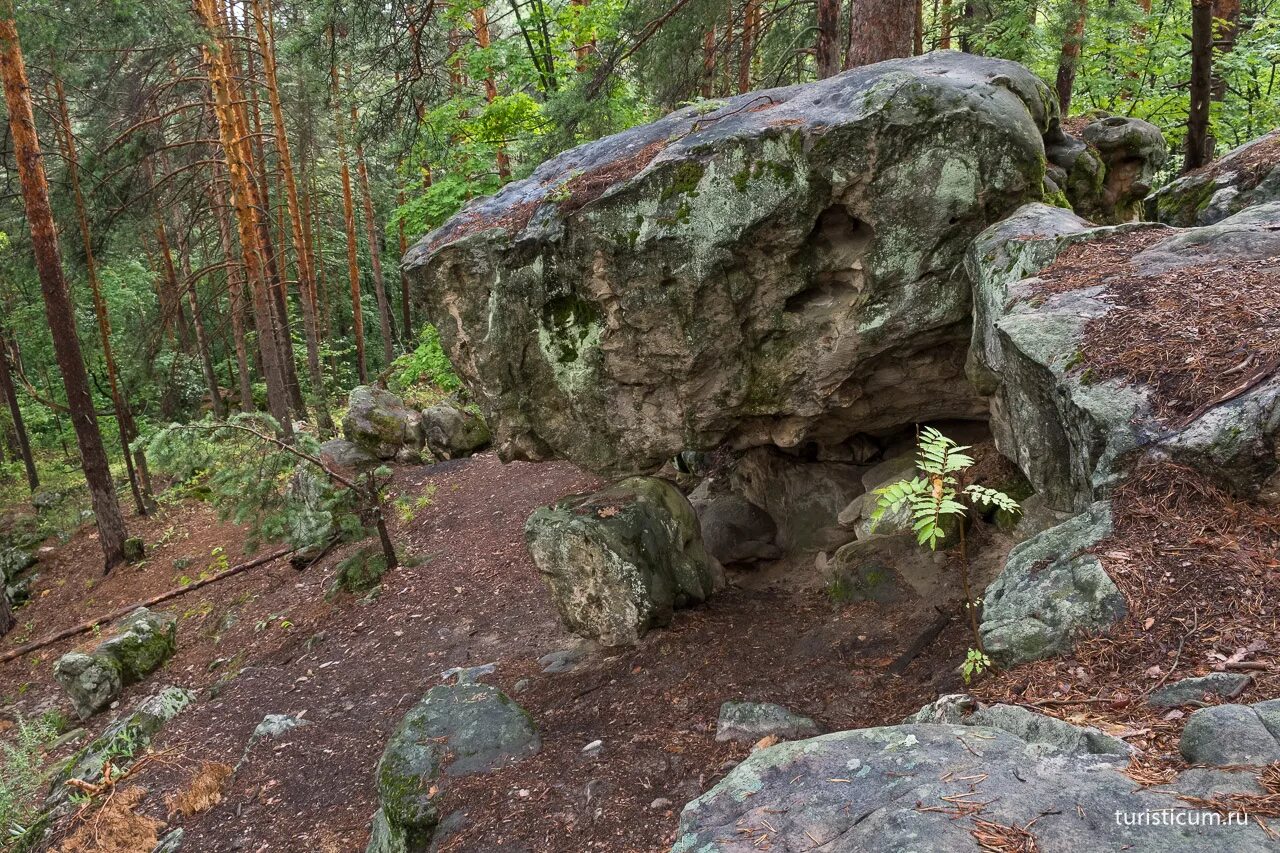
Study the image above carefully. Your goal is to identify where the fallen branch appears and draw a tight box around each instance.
[0,546,293,664]
[888,606,956,676]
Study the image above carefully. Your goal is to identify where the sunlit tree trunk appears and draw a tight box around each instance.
[471,6,511,180]
[1055,0,1088,115]
[701,28,716,97]
[354,118,396,366]
[939,0,953,48]
[194,0,293,435]
[330,59,367,383]
[817,0,841,77]
[0,336,36,491]
[1185,0,1214,170]
[0,3,132,571]
[52,70,151,514]
[846,0,916,67]
[213,165,255,414]
[1210,0,1239,103]
[252,0,333,432]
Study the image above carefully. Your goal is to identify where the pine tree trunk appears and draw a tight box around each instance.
[701,28,716,97]
[1055,0,1088,115]
[330,60,367,384]
[252,0,332,433]
[179,238,226,419]
[738,0,755,92]
[354,129,395,366]
[0,4,131,571]
[396,182,412,341]
[0,336,37,491]
[1185,0,1214,171]
[52,70,150,513]
[471,7,511,179]
[214,174,256,413]
[194,0,293,435]
[846,0,916,68]
[817,0,841,77]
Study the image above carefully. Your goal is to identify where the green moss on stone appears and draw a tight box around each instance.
[660,161,705,202]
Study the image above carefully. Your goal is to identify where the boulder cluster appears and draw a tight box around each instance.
[53,608,177,719]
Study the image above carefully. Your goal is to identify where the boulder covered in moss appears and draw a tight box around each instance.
[405,53,1063,476]
[1148,129,1280,227]
[343,386,424,460]
[369,682,539,852]
[1045,115,1167,224]
[420,402,490,460]
[53,607,177,719]
[525,476,723,646]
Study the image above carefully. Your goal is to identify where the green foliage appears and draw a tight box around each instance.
[871,427,1021,550]
[389,325,462,398]
[327,546,389,598]
[0,711,64,845]
[961,648,993,684]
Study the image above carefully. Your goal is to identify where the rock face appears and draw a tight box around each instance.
[54,608,178,719]
[715,702,820,743]
[405,53,1062,476]
[1045,116,1167,224]
[1148,129,1280,226]
[673,717,1275,852]
[906,694,1130,756]
[320,438,380,474]
[968,201,1280,510]
[729,449,864,552]
[980,502,1124,666]
[370,682,539,851]
[1180,699,1280,765]
[420,402,491,460]
[688,489,781,566]
[343,386,424,460]
[525,477,723,646]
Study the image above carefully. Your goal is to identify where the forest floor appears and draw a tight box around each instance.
[1,453,978,853]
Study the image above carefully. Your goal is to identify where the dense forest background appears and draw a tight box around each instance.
[0,0,1276,554]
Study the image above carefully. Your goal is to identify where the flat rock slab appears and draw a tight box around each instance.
[674,723,1275,852]
[1149,673,1251,709]
[1181,699,1280,765]
[715,702,820,743]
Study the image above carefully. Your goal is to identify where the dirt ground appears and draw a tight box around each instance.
[2,453,989,853]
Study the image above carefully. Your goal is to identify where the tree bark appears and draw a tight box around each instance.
[0,336,36,491]
[845,0,916,68]
[471,6,511,180]
[194,0,293,435]
[817,0,842,78]
[52,69,150,513]
[0,4,132,571]
[354,122,396,366]
[1054,0,1088,116]
[213,170,256,413]
[1185,0,1214,171]
[330,59,367,383]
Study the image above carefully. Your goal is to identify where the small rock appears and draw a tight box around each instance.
[582,739,603,756]
[650,798,672,811]
[440,663,496,684]
[1148,673,1251,709]
[715,702,820,743]
[512,679,531,694]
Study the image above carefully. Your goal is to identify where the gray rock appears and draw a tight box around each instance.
[251,713,310,743]
[405,53,1058,476]
[673,722,1276,852]
[826,538,927,605]
[538,643,593,674]
[689,492,780,566]
[525,477,723,646]
[1045,115,1167,224]
[151,829,184,853]
[440,662,496,683]
[54,608,177,719]
[319,438,381,474]
[907,694,1131,757]
[1148,673,1251,709]
[421,403,491,460]
[0,545,35,582]
[50,686,194,807]
[373,682,539,849]
[365,809,408,853]
[980,502,1125,666]
[729,449,863,552]
[1148,129,1280,226]
[715,702,820,743]
[343,386,424,460]
[1181,700,1280,765]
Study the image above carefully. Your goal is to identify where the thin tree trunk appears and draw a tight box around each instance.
[354,126,395,366]
[194,0,293,435]
[0,4,131,571]
[471,6,511,179]
[1055,0,1088,115]
[396,182,412,342]
[330,59,367,383]
[817,0,841,78]
[1185,0,1214,170]
[51,70,150,514]
[179,237,226,419]
[846,0,916,68]
[939,0,953,48]
[701,28,716,97]
[1210,0,1239,102]
[252,0,332,433]
[214,174,255,413]
[738,0,756,92]
[0,337,36,491]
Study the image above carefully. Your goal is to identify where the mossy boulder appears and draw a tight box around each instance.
[343,386,424,460]
[1045,116,1166,224]
[53,608,177,719]
[406,53,1060,476]
[525,476,723,646]
[371,682,539,852]
[420,402,490,460]
[1147,129,1280,227]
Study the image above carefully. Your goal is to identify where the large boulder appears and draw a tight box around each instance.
[371,682,539,851]
[343,386,424,460]
[525,476,722,646]
[405,53,1061,476]
[688,488,781,566]
[673,718,1275,851]
[1148,129,1280,227]
[54,608,177,719]
[1180,699,1280,765]
[729,448,864,551]
[420,402,490,460]
[1045,115,1167,224]
[967,201,1280,511]
[979,501,1124,666]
